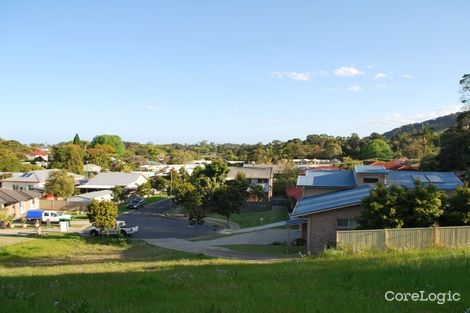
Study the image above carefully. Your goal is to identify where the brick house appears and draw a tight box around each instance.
[0,189,42,219]
[292,165,464,254]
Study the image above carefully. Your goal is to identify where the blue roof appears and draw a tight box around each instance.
[387,171,463,190]
[354,165,388,174]
[297,170,356,188]
[283,218,308,226]
[292,185,372,217]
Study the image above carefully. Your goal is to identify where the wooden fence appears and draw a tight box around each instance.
[39,200,85,212]
[337,226,470,250]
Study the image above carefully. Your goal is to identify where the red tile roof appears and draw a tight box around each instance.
[286,186,304,200]
[28,150,48,157]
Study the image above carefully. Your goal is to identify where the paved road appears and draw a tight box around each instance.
[119,199,217,239]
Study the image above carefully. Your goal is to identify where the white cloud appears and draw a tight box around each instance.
[145,105,160,111]
[374,73,388,79]
[333,66,365,77]
[375,104,464,126]
[345,84,363,92]
[402,74,414,79]
[272,71,312,81]
[327,84,363,92]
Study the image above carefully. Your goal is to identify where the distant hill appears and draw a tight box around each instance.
[382,112,460,138]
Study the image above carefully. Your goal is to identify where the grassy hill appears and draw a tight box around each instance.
[383,112,459,139]
[1,234,469,312]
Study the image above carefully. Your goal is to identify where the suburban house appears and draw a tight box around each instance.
[0,189,42,218]
[292,165,464,254]
[77,172,148,192]
[0,169,85,192]
[226,166,274,201]
[67,190,113,208]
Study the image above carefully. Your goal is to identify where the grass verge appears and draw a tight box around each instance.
[222,244,305,256]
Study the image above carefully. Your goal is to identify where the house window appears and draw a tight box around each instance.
[28,185,33,190]
[258,179,265,184]
[337,219,358,229]
[13,185,19,190]
[363,177,379,184]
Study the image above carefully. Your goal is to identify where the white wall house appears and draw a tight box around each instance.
[1,170,84,192]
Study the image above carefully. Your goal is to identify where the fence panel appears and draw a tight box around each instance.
[337,226,470,251]
[337,229,385,250]
[387,228,434,249]
[438,226,470,247]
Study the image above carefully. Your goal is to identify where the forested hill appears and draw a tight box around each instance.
[382,112,459,138]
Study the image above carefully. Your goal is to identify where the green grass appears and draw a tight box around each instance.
[1,235,470,312]
[222,244,305,256]
[208,206,289,228]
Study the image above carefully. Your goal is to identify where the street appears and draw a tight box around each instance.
[118,199,216,239]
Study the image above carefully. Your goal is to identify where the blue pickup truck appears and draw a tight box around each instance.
[26,210,72,223]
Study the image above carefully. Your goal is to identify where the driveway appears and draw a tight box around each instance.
[145,228,301,260]
[119,199,218,239]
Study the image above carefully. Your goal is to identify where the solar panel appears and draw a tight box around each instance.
[412,174,429,183]
[425,174,444,183]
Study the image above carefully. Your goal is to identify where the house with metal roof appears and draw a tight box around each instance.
[1,170,85,192]
[77,172,148,192]
[292,165,464,253]
[67,190,113,206]
[0,189,42,219]
[226,166,274,200]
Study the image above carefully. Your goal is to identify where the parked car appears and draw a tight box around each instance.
[127,198,145,209]
[88,220,138,237]
[26,210,72,224]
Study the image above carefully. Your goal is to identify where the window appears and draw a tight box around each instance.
[28,185,33,190]
[257,179,266,184]
[337,219,358,229]
[363,177,379,184]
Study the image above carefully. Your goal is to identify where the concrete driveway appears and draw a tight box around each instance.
[119,199,218,239]
[145,228,301,260]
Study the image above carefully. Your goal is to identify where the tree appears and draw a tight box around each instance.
[358,184,405,229]
[44,170,76,198]
[460,73,470,104]
[248,184,265,202]
[90,135,126,156]
[400,182,443,227]
[137,181,153,198]
[441,185,470,226]
[273,161,297,195]
[73,133,81,145]
[437,110,470,171]
[85,144,116,169]
[0,148,22,172]
[360,139,392,160]
[150,175,168,192]
[112,186,127,203]
[50,144,84,174]
[87,200,118,234]
[212,184,246,226]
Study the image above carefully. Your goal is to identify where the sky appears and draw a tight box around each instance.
[1,1,469,144]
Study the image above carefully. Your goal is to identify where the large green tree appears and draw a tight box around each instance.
[45,170,76,198]
[87,200,118,233]
[212,184,246,226]
[441,185,470,226]
[359,184,405,229]
[90,135,126,156]
[0,148,22,172]
[360,139,393,160]
[400,182,443,227]
[50,144,84,174]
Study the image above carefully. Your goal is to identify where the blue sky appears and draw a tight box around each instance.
[1,1,469,144]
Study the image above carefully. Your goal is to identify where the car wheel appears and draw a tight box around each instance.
[120,230,127,236]
[90,230,99,237]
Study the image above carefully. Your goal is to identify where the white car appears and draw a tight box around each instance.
[88,221,138,237]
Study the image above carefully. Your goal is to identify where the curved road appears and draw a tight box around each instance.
[119,199,217,239]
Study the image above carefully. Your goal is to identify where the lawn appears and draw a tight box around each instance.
[1,234,470,312]
[209,206,289,228]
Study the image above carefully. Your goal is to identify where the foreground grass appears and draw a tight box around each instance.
[209,206,289,228]
[1,235,470,312]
